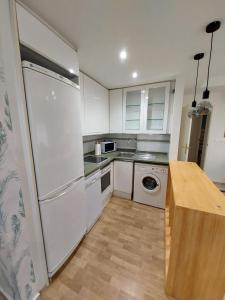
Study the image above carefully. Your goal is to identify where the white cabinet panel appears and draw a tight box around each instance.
[109,89,123,133]
[16,3,79,75]
[85,171,102,232]
[79,72,85,135]
[110,162,114,193]
[113,161,133,199]
[82,74,109,135]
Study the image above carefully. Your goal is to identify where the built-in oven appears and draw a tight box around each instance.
[101,163,113,207]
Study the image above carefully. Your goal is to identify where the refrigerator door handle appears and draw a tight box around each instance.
[42,176,84,203]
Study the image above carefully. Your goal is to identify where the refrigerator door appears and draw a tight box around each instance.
[39,177,86,276]
[23,66,84,200]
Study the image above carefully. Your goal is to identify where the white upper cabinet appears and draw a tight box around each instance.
[16,4,79,76]
[123,86,144,133]
[123,82,170,134]
[82,73,109,135]
[143,82,170,133]
[109,89,123,133]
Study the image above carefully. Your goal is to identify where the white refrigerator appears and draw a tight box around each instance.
[22,61,86,277]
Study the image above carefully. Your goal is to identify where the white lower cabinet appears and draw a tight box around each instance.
[85,163,114,233]
[85,171,102,232]
[113,161,133,199]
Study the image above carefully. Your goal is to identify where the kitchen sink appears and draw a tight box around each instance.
[118,152,135,158]
[135,153,156,160]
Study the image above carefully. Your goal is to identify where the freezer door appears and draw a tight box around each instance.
[23,67,84,199]
[39,178,86,276]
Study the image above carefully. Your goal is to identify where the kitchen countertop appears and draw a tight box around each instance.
[84,149,168,177]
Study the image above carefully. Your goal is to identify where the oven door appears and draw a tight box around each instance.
[101,168,111,192]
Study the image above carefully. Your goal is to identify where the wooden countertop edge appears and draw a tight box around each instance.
[168,160,225,216]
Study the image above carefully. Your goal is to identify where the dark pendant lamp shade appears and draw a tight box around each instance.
[192,99,197,108]
[202,20,221,99]
[192,53,204,107]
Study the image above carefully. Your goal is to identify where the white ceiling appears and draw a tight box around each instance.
[19,0,225,93]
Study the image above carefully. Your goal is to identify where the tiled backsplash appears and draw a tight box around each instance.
[83,133,170,154]
[106,134,137,150]
[137,134,170,153]
[83,134,105,154]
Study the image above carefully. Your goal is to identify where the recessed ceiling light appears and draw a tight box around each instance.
[119,49,127,61]
[132,72,138,78]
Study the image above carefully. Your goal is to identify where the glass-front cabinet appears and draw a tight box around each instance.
[123,87,143,132]
[123,82,170,134]
[144,82,170,133]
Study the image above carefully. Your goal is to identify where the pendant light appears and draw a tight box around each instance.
[188,53,204,118]
[192,53,204,107]
[202,20,221,99]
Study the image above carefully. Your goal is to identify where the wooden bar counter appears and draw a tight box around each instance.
[165,161,225,300]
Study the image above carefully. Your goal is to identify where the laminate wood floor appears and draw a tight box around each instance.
[40,197,171,300]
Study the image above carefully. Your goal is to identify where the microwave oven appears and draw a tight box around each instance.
[101,141,117,153]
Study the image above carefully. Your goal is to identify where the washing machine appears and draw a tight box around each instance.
[133,163,168,208]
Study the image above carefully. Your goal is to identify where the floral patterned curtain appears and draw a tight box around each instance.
[0,1,37,299]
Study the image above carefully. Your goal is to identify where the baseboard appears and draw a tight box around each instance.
[113,190,131,200]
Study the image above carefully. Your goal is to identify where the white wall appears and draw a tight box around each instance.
[203,89,225,183]
[178,104,191,161]
[182,89,225,183]
[169,74,185,160]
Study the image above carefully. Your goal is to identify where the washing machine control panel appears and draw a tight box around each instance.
[135,164,168,175]
[149,166,168,174]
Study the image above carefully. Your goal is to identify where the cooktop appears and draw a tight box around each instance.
[84,156,108,164]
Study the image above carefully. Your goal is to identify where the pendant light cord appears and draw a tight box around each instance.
[194,59,200,100]
[206,32,214,90]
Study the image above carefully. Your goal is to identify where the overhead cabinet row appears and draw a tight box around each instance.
[81,76,171,135]
[17,4,79,75]
[110,82,171,134]
[17,3,171,136]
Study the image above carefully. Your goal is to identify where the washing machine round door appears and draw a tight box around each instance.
[141,174,160,193]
